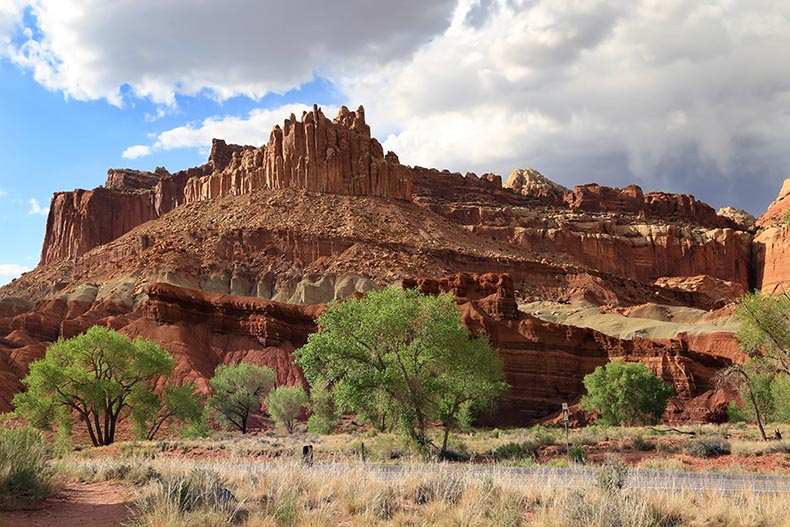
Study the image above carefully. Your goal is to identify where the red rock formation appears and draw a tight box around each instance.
[405,273,742,424]
[123,283,324,394]
[184,105,412,203]
[40,105,412,266]
[0,275,742,423]
[565,183,733,229]
[105,167,169,190]
[653,275,746,307]
[41,188,161,265]
[754,179,790,293]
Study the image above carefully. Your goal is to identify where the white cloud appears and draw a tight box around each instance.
[339,0,790,212]
[27,197,49,216]
[0,263,30,280]
[126,103,338,158]
[0,188,7,197]
[122,145,152,160]
[0,0,26,48]
[7,0,455,105]
[7,0,790,213]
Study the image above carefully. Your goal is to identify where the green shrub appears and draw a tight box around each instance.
[727,402,749,423]
[530,425,557,447]
[581,361,673,426]
[519,439,540,458]
[307,413,336,435]
[0,426,54,504]
[570,446,586,464]
[494,442,524,460]
[685,435,731,458]
[632,435,656,451]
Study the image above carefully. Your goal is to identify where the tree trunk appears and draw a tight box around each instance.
[441,425,450,455]
[746,379,768,441]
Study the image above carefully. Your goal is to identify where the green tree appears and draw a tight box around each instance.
[718,362,770,440]
[13,326,174,446]
[131,384,204,440]
[207,362,276,434]
[265,385,308,433]
[295,287,509,454]
[727,291,790,439]
[306,380,339,434]
[736,291,790,374]
[580,360,673,426]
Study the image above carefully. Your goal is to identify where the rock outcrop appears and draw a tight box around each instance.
[412,173,753,289]
[0,275,742,424]
[39,105,412,266]
[183,105,412,203]
[403,273,742,423]
[565,184,733,230]
[7,104,790,427]
[504,167,568,203]
[754,178,790,292]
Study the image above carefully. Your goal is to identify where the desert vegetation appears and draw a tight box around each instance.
[48,445,790,527]
[295,287,509,455]
[0,425,56,506]
[4,289,790,526]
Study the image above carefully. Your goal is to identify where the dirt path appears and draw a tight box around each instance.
[0,482,131,527]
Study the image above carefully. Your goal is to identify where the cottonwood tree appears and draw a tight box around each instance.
[131,384,204,440]
[265,385,308,434]
[295,287,509,454]
[14,326,175,446]
[722,291,790,440]
[580,360,673,426]
[207,362,276,434]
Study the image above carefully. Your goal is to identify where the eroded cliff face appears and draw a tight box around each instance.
[402,273,742,423]
[39,105,412,267]
[412,172,753,290]
[184,105,412,203]
[0,275,742,424]
[5,104,786,427]
[754,179,790,293]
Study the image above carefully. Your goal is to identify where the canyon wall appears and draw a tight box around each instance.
[39,106,412,266]
[0,275,741,424]
[754,178,790,293]
[184,105,412,203]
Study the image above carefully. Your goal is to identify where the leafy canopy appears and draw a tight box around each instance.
[725,291,790,439]
[295,286,509,453]
[265,385,308,434]
[580,360,673,426]
[207,362,276,434]
[13,326,175,446]
[736,291,790,374]
[131,383,204,440]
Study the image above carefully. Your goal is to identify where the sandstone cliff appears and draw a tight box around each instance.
[184,105,412,203]
[39,106,412,266]
[0,275,742,424]
[5,105,788,427]
[754,178,790,292]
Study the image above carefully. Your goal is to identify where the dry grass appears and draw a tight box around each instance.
[53,456,790,527]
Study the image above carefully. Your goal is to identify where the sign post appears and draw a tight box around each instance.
[562,403,570,464]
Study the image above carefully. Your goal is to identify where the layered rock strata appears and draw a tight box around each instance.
[0,275,741,424]
[184,105,412,203]
[40,105,411,266]
[754,178,790,292]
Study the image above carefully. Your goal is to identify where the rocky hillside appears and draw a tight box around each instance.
[2,104,788,425]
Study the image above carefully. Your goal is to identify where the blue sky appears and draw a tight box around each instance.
[1,0,790,286]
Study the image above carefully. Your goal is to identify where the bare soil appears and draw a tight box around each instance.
[0,482,130,527]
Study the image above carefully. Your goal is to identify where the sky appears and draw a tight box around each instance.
[1,0,789,286]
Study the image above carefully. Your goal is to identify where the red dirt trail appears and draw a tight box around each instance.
[0,482,130,527]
